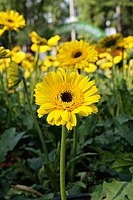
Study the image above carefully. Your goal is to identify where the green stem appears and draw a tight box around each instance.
[0,73,10,108]
[111,50,118,116]
[8,30,12,49]
[70,126,77,183]
[22,76,49,164]
[122,48,125,80]
[30,48,40,104]
[111,50,116,96]
[60,126,67,200]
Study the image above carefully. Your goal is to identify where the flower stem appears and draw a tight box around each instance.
[22,76,49,164]
[60,126,67,200]
[70,126,77,183]
[8,30,12,49]
[30,49,40,104]
[111,50,116,96]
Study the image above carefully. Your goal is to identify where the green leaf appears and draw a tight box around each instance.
[112,153,133,172]
[116,115,133,125]
[0,128,25,162]
[91,180,133,200]
[27,157,43,171]
[91,184,105,200]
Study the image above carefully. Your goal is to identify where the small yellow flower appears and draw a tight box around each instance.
[34,69,100,130]
[114,55,122,64]
[29,32,60,53]
[21,53,35,77]
[44,55,59,67]
[97,50,122,69]
[118,36,133,49]
[101,62,112,69]
[98,33,123,50]
[47,35,60,47]
[0,46,11,59]
[0,58,10,73]
[8,61,23,88]
[12,46,21,52]
[84,63,97,73]
[12,51,26,64]
[0,10,26,36]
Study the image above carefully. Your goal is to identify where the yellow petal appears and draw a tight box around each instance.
[66,122,73,130]
[61,110,70,121]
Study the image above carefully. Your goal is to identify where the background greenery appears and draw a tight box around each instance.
[0,0,133,45]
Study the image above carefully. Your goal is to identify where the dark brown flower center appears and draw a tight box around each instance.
[73,51,82,58]
[8,19,13,23]
[106,39,117,47]
[61,92,72,102]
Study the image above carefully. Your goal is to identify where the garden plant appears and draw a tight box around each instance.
[0,9,133,200]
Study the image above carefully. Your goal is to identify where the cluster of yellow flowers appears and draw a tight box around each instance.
[0,10,133,130]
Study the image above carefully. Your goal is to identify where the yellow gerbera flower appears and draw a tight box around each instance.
[21,53,35,71]
[0,58,10,73]
[84,63,97,73]
[118,36,133,49]
[8,61,23,88]
[47,35,60,47]
[29,31,47,44]
[57,40,98,70]
[0,46,11,59]
[41,55,59,72]
[98,33,123,50]
[12,51,26,64]
[34,70,100,130]
[0,10,26,36]
[29,31,60,53]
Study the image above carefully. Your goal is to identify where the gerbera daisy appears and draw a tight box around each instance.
[0,46,11,59]
[98,33,123,50]
[0,58,10,73]
[84,63,97,73]
[0,10,26,36]
[117,36,133,49]
[8,61,23,88]
[34,69,100,130]
[29,32,60,53]
[47,35,60,47]
[57,40,98,70]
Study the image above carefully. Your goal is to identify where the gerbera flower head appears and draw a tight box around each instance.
[57,40,98,70]
[29,31,50,53]
[8,61,23,88]
[117,36,133,49]
[12,51,26,64]
[98,33,123,50]
[34,69,100,130]
[84,63,97,73]
[0,46,11,59]
[0,58,10,73]
[0,10,26,36]
[47,35,60,47]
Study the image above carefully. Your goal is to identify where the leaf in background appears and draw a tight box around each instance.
[112,153,133,172]
[0,127,25,162]
[27,157,43,171]
[6,193,54,200]
[116,114,133,125]
[91,180,133,200]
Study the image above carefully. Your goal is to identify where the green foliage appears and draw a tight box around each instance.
[75,0,133,36]
[0,128,25,162]
[91,180,133,200]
